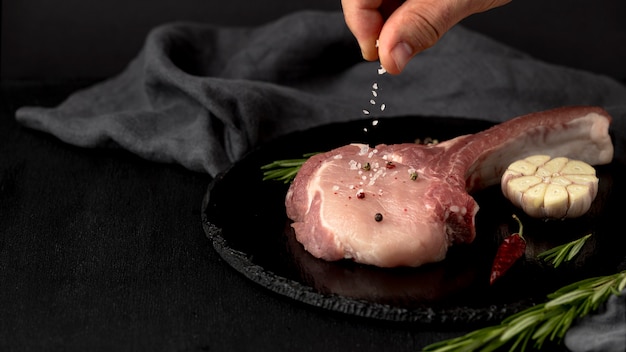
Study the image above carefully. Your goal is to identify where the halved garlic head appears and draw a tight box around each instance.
[501,155,598,219]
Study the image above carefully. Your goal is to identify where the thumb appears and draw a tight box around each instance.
[378,0,510,74]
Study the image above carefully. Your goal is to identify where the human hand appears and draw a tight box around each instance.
[341,0,511,74]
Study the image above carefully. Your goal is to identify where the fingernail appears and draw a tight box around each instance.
[390,42,413,72]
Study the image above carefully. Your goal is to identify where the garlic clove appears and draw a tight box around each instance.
[521,183,548,218]
[543,184,568,219]
[567,184,594,217]
[503,175,542,205]
[561,160,596,175]
[507,159,539,175]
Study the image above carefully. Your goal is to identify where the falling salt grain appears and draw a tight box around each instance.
[372,120,379,126]
[363,63,387,119]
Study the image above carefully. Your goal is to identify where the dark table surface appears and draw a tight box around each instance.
[1,80,503,351]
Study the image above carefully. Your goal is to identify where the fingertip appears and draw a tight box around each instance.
[360,41,380,62]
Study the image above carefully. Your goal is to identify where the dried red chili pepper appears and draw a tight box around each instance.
[490,214,526,285]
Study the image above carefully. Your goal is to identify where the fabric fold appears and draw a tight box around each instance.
[565,290,626,352]
[15,10,626,175]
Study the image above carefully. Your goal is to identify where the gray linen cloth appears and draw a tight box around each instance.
[15,10,626,351]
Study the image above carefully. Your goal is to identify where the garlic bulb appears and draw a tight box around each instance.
[501,155,598,219]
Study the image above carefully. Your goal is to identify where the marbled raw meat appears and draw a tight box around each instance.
[285,106,614,267]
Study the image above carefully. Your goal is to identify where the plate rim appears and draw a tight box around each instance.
[201,115,624,325]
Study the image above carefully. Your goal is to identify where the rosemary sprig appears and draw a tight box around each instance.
[261,153,318,183]
[538,233,592,268]
[422,269,626,351]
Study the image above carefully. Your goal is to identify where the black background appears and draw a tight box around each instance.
[1,1,624,351]
[3,0,626,82]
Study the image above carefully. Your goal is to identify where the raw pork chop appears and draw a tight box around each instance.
[285,106,614,267]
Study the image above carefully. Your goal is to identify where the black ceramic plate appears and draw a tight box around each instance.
[201,116,626,325]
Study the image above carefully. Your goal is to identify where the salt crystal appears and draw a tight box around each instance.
[372,91,378,97]
[363,109,370,115]
[372,120,379,126]
[372,83,378,90]
[370,99,376,105]
[378,66,386,75]
[380,104,386,111]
